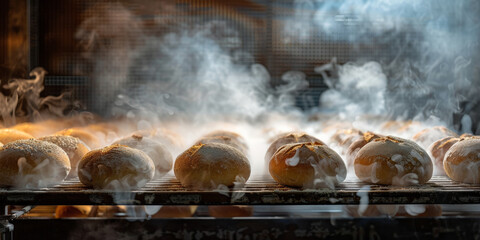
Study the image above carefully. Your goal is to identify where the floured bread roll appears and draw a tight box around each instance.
[412,126,458,149]
[78,145,155,189]
[174,143,250,189]
[354,136,433,186]
[55,206,92,218]
[428,136,460,175]
[133,128,184,151]
[0,129,34,144]
[208,206,253,218]
[196,131,248,155]
[149,206,198,218]
[444,138,480,184]
[269,142,347,188]
[265,132,324,164]
[346,131,383,167]
[39,135,90,178]
[330,128,363,148]
[0,139,71,188]
[56,128,103,149]
[113,134,173,178]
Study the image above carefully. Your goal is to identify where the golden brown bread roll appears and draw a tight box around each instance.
[0,129,34,144]
[78,145,155,189]
[12,122,54,138]
[196,131,248,155]
[55,206,92,218]
[269,142,347,188]
[39,135,90,178]
[444,138,480,184]
[330,128,363,147]
[346,131,383,167]
[56,128,103,149]
[428,136,460,175]
[0,139,71,188]
[133,128,184,150]
[174,143,251,189]
[265,132,324,164]
[412,126,458,149]
[354,136,433,186]
[113,134,173,178]
[208,206,253,218]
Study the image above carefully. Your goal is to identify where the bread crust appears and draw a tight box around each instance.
[174,143,251,189]
[78,145,155,189]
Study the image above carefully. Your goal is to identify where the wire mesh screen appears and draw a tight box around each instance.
[32,0,420,112]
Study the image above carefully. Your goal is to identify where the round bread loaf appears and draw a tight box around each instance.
[265,132,324,164]
[39,135,90,178]
[346,131,383,167]
[78,145,155,189]
[444,138,480,184]
[0,139,71,188]
[56,128,103,149]
[354,136,433,186]
[55,206,92,218]
[196,131,248,155]
[208,206,253,218]
[12,122,54,138]
[412,126,458,149]
[113,134,173,178]
[269,142,347,188]
[428,136,460,175]
[0,129,34,144]
[174,143,251,189]
[149,206,198,218]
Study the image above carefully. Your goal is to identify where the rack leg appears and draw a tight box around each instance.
[0,206,13,240]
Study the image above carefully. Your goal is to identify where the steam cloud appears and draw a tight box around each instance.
[288,0,480,133]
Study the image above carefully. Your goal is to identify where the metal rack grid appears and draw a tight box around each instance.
[1,175,479,206]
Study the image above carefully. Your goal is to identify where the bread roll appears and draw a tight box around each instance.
[55,206,92,218]
[174,143,250,189]
[39,135,90,178]
[208,206,253,218]
[113,134,173,178]
[132,128,184,150]
[330,128,363,146]
[196,131,248,155]
[346,131,383,167]
[269,142,347,188]
[265,132,324,164]
[428,136,460,175]
[412,126,458,149]
[56,128,103,149]
[354,136,433,186]
[0,139,71,188]
[0,129,34,144]
[444,138,480,184]
[78,145,155,189]
[12,122,53,138]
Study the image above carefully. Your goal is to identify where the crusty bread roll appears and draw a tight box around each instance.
[0,139,71,188]
[55,206,92,218]
[39,135,90,178]
[132,128,184,151]
[269,142,347,188]
[428,136,460,175]
[174,143,251,189]
[12,122,54,138]
[78,145,155,189]
[444,138,480,184]
[0,129,34,144]
[196,131,248,155]
[113,134,173,178]
[354,136,433,186]
[412,126,458,149]
[208,206,253,218]
[330,128,363,145]
[346,131,383,167]
[265,132,324,164]
[56,128,103,149]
